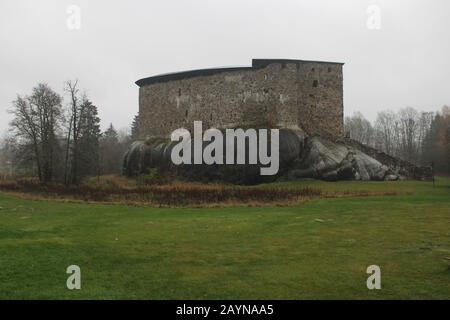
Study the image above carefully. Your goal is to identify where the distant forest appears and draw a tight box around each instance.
[344,106,450,174]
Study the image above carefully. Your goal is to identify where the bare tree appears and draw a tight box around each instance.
[398,107,419,162]
[374,110,396,155]
[9,83,62,183]
[64,80,85,184]
[63,80,103,184]
[344,112,375,146]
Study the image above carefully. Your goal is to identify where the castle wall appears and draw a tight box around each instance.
[297,62,344,137]
[137,60,343,139]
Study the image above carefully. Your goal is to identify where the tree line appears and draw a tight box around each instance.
[0,82,140,183]
[344,106,450,173]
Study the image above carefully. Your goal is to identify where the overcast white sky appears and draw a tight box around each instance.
[1,0,449,134]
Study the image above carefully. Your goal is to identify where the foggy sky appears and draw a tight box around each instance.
[1,0,449,134]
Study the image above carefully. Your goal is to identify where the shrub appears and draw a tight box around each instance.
[137,168,170,186]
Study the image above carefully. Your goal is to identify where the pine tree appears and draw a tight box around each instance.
[78,99,101,177]
[131,112,140,140]
[422,106,450,174]
[100,124,122,174]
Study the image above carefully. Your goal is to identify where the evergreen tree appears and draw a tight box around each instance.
[100,124,122,174]
[78,99,101,177]
[131,112,140,140]
[422,106,450,173]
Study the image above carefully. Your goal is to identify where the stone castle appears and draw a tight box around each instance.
[125,58,431,182]
[135,59,344,138]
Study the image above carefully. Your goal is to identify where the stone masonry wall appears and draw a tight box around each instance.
[137,59,344,139]
[297,62,344,137]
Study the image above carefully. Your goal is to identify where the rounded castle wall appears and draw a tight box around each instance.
[138,60,343,139]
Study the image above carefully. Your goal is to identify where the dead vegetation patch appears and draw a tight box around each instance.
[0,176,404,207]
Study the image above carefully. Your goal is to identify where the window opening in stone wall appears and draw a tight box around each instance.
[328,67,332,72]
[313,80,319,88]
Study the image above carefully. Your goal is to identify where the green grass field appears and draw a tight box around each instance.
[0,178,449,299]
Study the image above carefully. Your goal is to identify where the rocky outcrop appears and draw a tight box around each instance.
[123,130,432,184]
[287,137,392,181]
[123,129,304,184]
[343,139,433,180]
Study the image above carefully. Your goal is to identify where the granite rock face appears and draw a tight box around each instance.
[123,129,304,184]
[287,137,391,181]
[123,130,432,184]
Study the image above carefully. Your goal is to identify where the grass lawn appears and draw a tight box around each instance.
[0,178,449,299]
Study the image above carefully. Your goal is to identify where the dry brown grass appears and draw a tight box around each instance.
[0,175,407,207]
[0,176,321,207]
